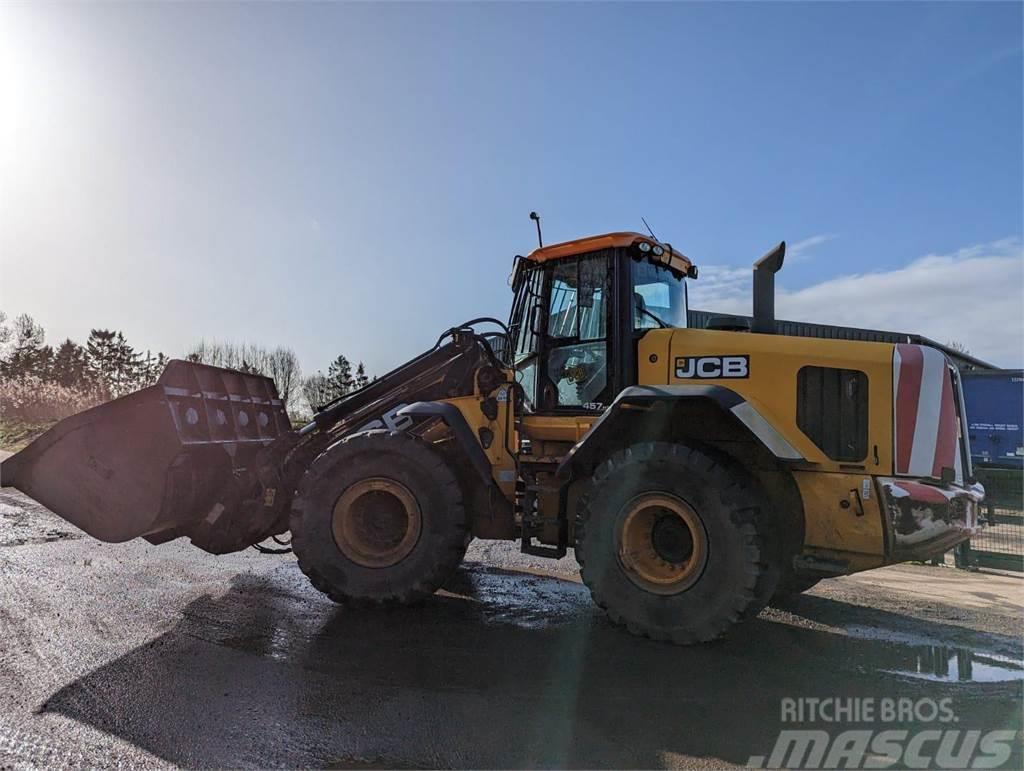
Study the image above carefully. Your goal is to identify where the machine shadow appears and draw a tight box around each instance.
[42,563,1021,769]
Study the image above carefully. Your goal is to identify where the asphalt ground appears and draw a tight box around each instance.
[0,474,1021,769]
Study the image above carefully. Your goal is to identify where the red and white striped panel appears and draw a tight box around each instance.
[893,344,962,484]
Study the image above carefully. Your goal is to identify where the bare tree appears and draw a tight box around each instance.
[266,347,302,409]
[187,340,303,412]
[187,339,241,369]
[944,340,971,356]
[12,314,45,349]
[301,372,333,414]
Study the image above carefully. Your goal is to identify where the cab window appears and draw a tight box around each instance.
[508,264,544,408]
[632,259,688,330]
[543,254,610,409]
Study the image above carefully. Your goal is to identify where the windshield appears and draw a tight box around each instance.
[632,258,688,329]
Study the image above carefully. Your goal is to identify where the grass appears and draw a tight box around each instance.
[0,419,56,453]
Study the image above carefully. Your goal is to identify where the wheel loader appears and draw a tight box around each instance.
[0,232,984,644]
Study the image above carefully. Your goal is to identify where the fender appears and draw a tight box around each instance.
[397,401,495,487]
[555,385,804,479]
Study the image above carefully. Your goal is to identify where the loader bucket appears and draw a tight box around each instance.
[0,360,291,545]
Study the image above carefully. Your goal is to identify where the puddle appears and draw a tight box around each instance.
[839,625,1024,683]
[201,564,592,664]
[441,563,592,630]
[882,646,1023,683]
[196,563,1022,682]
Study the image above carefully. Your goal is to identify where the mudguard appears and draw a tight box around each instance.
[556,384,804,479]
[397,401,494,486]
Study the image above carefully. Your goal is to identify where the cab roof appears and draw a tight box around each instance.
[525,231,695,276]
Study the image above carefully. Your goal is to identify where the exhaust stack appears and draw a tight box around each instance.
[752,241,785,334]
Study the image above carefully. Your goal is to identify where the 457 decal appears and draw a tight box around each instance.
[675,355,749,379]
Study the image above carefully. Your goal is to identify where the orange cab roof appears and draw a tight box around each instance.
[525,231,695,275]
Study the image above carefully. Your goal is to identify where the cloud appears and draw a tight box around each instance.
[693,264,750,306]
[786,233,836,263]
[691,238,1024,367]
[694,233,836,305]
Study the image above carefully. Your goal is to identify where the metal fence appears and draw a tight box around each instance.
[957,467,1024,572]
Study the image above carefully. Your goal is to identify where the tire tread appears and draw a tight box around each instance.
[290,430,468,606]
[575,441,775,644]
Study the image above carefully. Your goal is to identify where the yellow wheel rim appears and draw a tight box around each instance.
[616,493,708,595]
[332,477,422,568]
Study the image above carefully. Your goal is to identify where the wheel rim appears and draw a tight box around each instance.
[616,493,708,595]
[332,477,422,568]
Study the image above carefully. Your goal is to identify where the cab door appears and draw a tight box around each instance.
[536,251,615,413]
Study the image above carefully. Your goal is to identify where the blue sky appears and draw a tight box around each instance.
[1,2,1021,373]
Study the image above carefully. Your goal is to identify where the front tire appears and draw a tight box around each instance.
[290,430,468,605]
[575,442,771,644]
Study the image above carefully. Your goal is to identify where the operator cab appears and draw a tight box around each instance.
[508,232,696,414]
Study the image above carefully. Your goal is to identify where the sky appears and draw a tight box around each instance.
[1,1,1021,375]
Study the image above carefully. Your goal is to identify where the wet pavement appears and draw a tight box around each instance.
[0,486,1021,769]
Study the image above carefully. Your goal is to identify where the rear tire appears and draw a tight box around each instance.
[290,430,468,605]
[575,442,770,644]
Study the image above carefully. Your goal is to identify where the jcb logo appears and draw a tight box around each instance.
[675,355,749,379]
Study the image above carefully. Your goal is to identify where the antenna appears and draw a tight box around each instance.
[529,211,543,248]
[641,217,657,240]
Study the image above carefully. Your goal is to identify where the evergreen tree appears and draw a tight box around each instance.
[354,362,370,390]
[137,350,169,388]
[86,329,142,397]
[0,310,11,349]
[0,313,50,380]
[153,351,169,382]
[113,333,143,395]
[86,329,117,395]
[326,355,354,398]
[50,339,91,389]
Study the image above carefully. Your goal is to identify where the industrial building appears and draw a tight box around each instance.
[687,310,995,371]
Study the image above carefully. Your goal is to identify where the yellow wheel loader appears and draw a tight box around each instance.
[0,232,984,643]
